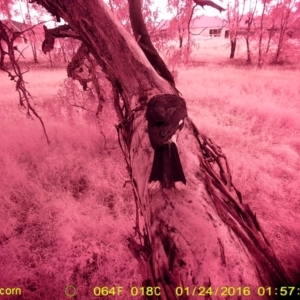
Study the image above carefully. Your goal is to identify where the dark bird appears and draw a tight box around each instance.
[146,94,187,191]
[194,0,226,13]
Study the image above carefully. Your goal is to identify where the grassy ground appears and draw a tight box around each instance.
[0,69,141,299]
[178,65,300,283]
[0,62,300,299]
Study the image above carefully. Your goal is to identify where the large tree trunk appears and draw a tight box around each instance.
[31,0,291,298]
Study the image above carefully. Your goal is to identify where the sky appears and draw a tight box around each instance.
[152,0,226,20]
[11,0,226,24]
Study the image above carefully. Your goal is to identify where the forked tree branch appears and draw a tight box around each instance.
[0,21,50,144]
[194,0,226,12]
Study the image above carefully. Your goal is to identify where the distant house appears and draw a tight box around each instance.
[190,16,228,38]
[0,20,29,44]
[152,16,229,40]
[151,19,171,40]
[156,19,170,32]
[0,19,44,61]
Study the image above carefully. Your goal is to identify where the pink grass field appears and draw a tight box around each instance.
[0,62,300,299]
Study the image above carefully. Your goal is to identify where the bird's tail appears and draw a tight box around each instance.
[149,142,186,190]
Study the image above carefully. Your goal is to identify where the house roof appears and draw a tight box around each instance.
[1,20,28,32]
[156,19,170,31]
[156,16,227,31]
[191,15,227,28]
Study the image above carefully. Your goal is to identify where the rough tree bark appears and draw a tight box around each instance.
[30,0,292,299]
[0,41,6,67]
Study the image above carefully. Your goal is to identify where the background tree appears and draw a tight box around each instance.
[244,0,258,63]
[167,0,194,51]
[17,0,39,62]
[256,0,269,67]
[255,0,300,67]
[0,0,14,66]
[269,0,299,64]
[225,0,246,58]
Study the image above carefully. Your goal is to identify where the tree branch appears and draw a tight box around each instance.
[128,0,176,86]
[0,21,50,144]
[42,24,81,54]
[194,0,226,12]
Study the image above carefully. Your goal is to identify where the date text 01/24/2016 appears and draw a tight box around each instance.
[91,286,300,297]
